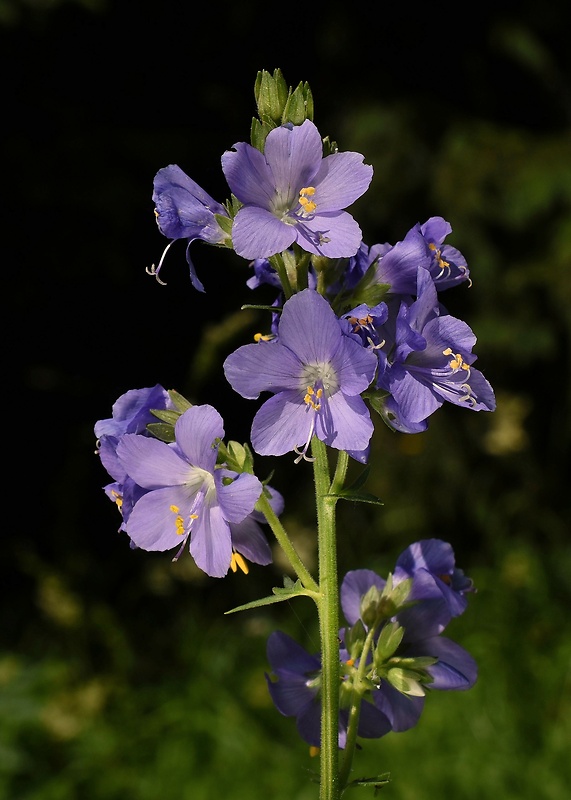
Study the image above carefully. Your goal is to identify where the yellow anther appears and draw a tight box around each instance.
[230,552,249,574]
[309,746,320,758]
[345,658,355,667]
[111,490,123,510]
[304,385,322,410]
[170,504,180,513]
[298,186,317,214]
[254,332,273,342]
[443,347,469,372]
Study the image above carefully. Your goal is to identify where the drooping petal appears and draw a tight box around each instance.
[223,340,303,399]
[174,405,224,471]
[230,516,272,565]
[389,368,442,423]
[117,434,193,489]
[355,699,393,739]
[267,631,321,675]
[416,636,478,690]
[250,392,313,456]
[189,501,233,578]
[373,682,425,732]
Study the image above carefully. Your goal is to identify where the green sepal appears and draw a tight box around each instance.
[224,578,316,615]
[384,667,426,697]
[344,619,367,662]
[374,621,405,663]
[254,68,289,125]
[149,409,182,426]
[362,388,391,417]
[146,422,176,443]
[167,389,193,413]
[217,440,256,474]
[378,573,414,617]
[282,81,314,125]
[250,116,275,151]
[214,213,234,240]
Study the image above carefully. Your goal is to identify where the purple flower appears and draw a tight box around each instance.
[94,385,175,528]
[223,288,378,461]
[150,164,230,290]
[221,120,373,260]
[393,538,475,619]
[376,267,495,431]
[340,560,478,732]
[337,217,470,299]
[266,631,392,748]
[115,404,263,578]
[227,484,283,573]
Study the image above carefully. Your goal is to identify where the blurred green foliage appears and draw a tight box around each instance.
[2,1,570,798]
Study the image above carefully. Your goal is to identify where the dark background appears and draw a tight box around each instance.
[2,1,570,798]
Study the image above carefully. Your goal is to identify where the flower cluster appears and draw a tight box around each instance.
[94,70,493,786]
[265,539,477,748]
[149,75,494,456]
[94,386,281,578]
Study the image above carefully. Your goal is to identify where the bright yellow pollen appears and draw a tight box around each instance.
[298,186,317,214]
[254,332,273,342]
[443,347,469,372]
[111,490,123,510]
[170,505,198,536]
[346,658,355,667]
[304,385,323,410]
[230,552,249,574]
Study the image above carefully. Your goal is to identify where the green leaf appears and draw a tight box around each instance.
[225,579,316,614]
[327,490,384,506]
[345,772,391,792]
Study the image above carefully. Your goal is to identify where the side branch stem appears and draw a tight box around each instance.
[256,491,319,593]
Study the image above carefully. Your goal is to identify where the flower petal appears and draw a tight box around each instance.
[224,340,303,399]
[231,205,297,260]
[250,392,312,456]
[124,485,194,551]
[174,405,224,471]
[313,151,373,210]
[296,211,364,258]
[117,434,192,489]
[216,471,262,523]
[189,501,233,578]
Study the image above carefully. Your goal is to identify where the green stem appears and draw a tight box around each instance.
[338,626,377,789]
[269,253,294,299]
[256,491,319,593]
[312,437,341,800]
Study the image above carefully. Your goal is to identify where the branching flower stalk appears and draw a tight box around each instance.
[93,68,494,799]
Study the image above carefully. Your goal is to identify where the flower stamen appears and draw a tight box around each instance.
[443,347,471,377]
[230,551,250,574]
